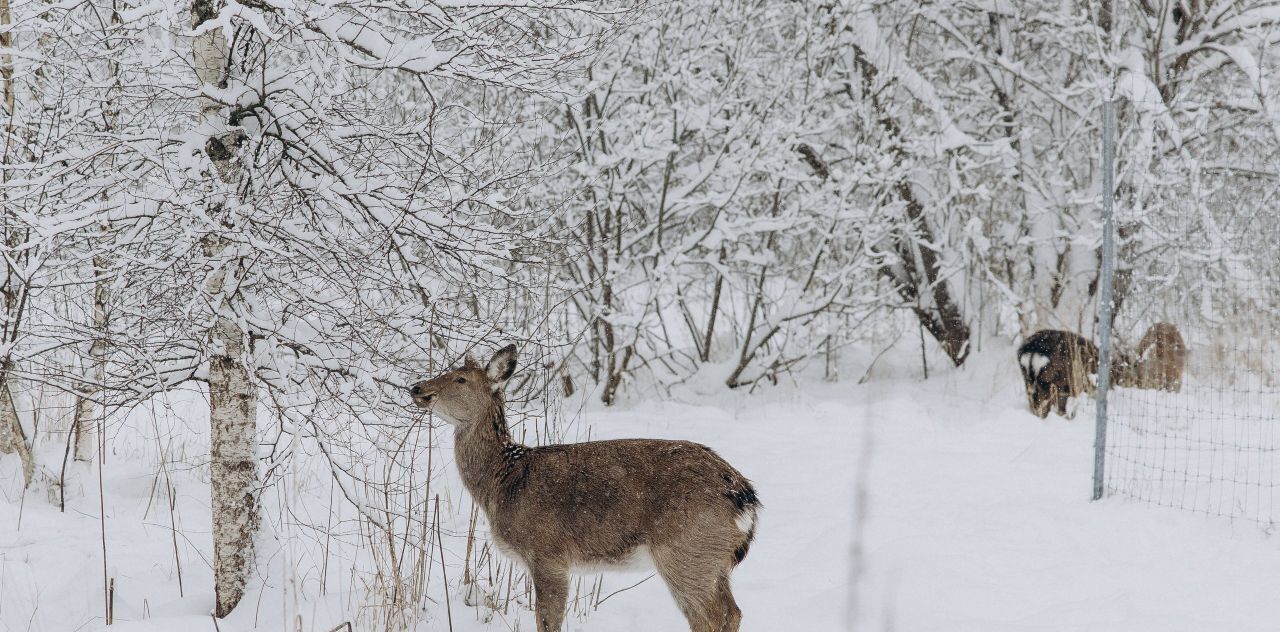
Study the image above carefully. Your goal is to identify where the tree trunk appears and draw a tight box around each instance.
[76,1,121,463]
[888,180,971,366]
[0,0,31,486]
[74,254,109,462]
[0,361,32,487]
[192,0,259,618]
[206,291,258,619]
[850,44,971,366]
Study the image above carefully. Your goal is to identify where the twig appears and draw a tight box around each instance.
[58,409,76,512]
[98,404,109,625]
[594,573,656,607]
[166,476,184,597]
[859,333,905,385]
[433,495,454,632]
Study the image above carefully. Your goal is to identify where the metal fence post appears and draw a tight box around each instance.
[1093,99,1116,501]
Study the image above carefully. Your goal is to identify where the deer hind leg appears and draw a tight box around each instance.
[1046,383,1067,417]
[1031,383,1051,418]
[709,574,742,632]
[652,544,731,632]
[1023,379,1041,416]
[530,563,569,632]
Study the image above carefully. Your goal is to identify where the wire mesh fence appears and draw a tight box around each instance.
[1104,328,1280,526]
[1097,95,1280,527]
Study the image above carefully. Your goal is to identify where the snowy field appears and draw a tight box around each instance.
[4,344,1280,631]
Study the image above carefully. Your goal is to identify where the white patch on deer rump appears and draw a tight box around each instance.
[1029,353,1049,375]
[1019,352,1050,379]
[736,506,757,535]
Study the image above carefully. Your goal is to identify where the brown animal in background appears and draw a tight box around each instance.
[1017,330,1100,418]
[1135,322,1186,392]
[409,345,758,632]
[1109,346,1141,389]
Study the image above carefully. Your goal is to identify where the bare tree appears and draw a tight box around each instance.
[188,0,262,616]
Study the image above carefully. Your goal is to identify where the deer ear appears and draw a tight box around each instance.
[463,354,481,369]
[486,344,518,391]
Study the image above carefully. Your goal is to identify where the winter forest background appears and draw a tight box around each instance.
[5,0,1280,630]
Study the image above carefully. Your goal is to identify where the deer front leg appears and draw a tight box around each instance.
[531,563,569,632]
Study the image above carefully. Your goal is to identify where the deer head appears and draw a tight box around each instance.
[409,344,517,426]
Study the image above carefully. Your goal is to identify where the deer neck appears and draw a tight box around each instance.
[453,400,524,511]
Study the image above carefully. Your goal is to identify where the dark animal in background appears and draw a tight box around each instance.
[1017,330,1099,418]
[1135,322,1186,392]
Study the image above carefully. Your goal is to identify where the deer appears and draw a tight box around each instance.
[408,344,759,632]
[1017,329,1102,418]
[1133,322,1186,392]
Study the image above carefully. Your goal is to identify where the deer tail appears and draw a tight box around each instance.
[726,480,759,566]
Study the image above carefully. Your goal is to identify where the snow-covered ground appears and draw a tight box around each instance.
[3,344,1280,631]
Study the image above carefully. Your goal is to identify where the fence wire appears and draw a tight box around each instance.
[1104,330,1280,526]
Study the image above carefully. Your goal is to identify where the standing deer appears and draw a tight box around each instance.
[409,344,759,632]
[1134,322,1186,392]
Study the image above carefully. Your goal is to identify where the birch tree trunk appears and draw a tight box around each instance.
[0,0,33,487]
[0,361,32,487]
[205,254,258,619]
[75,2,121,463]
[73,254,109,462]
[191,0,259,617]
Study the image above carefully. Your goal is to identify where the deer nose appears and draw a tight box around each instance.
[410,384,422,396]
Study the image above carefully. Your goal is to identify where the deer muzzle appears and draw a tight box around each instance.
[408,383,436,409]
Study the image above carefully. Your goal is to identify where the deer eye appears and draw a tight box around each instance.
[455,377,466,384]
